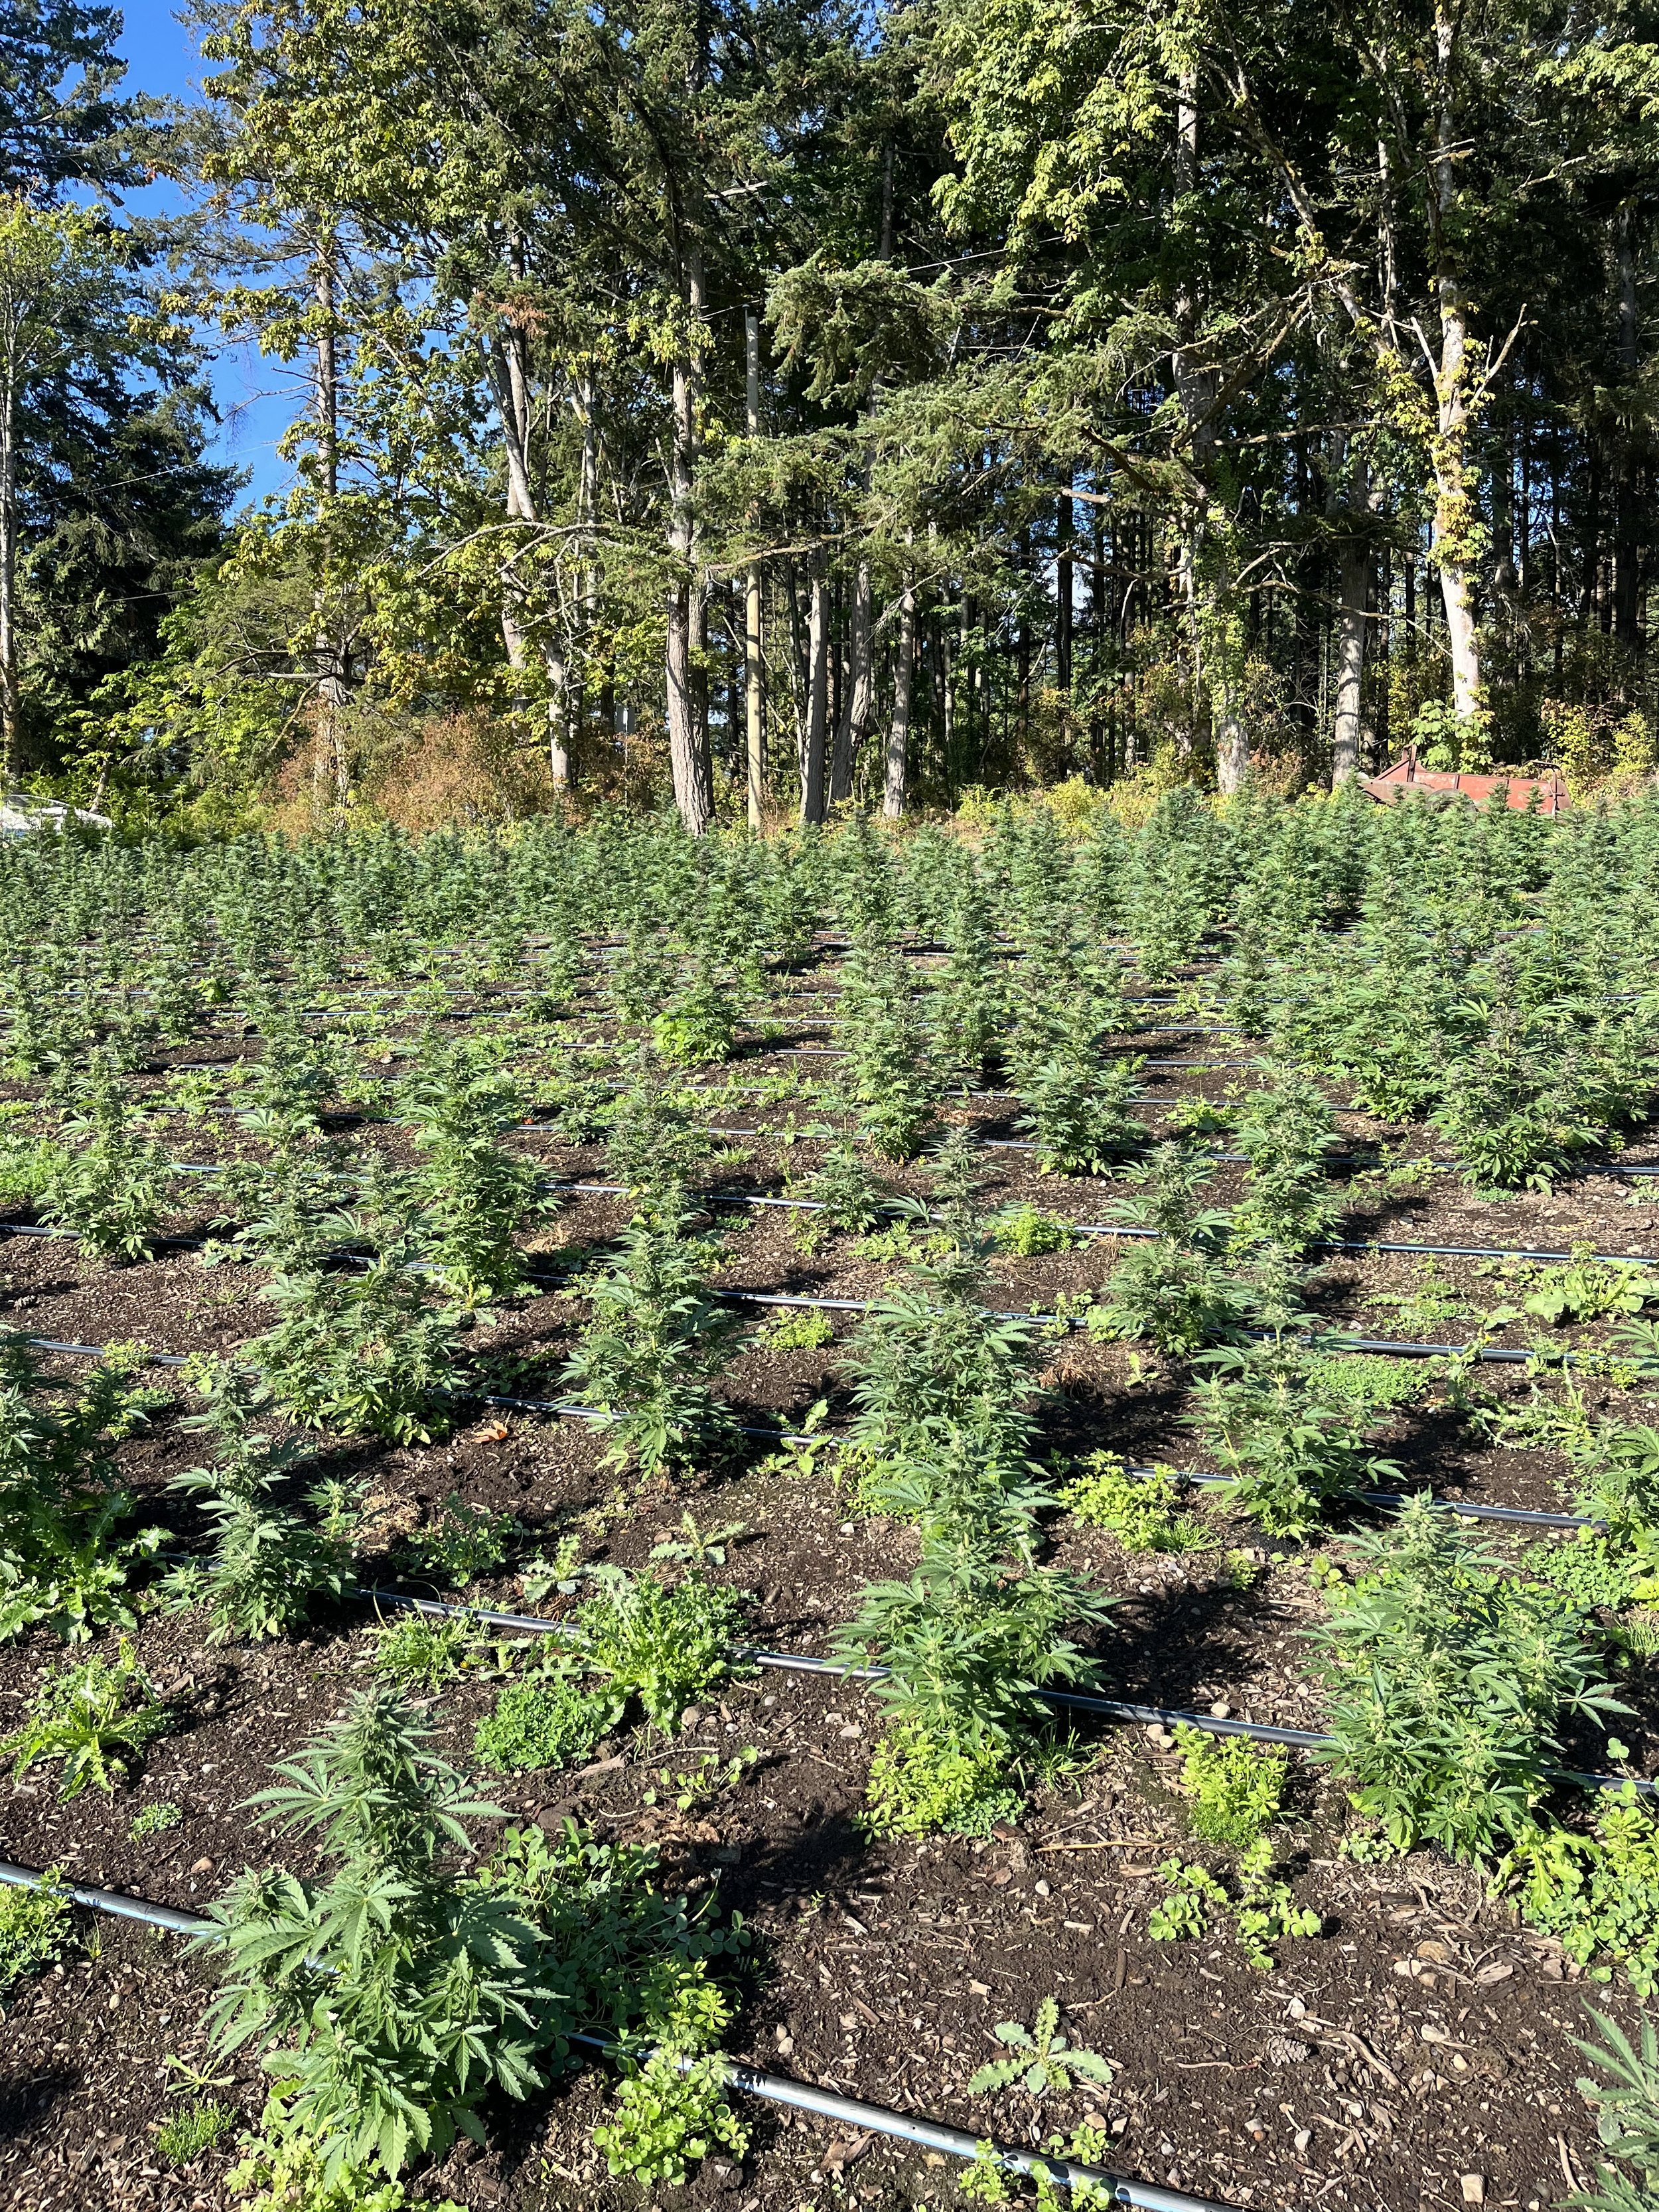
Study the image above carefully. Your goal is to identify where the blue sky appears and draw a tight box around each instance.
[116,0,291,507]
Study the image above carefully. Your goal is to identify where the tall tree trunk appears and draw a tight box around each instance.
[1615,205,1642,652]
[884,568,914,818]
[745,308,764,828]
[830,559,871,802]
[0,370,19,787]
[1428,2,1482,723]
[666,246,713,834]
[486,328,579,788]
[1333,538,1370,782]
[1171,69,1248,792]
[801,564,830,821]
[313,241,349,816]
[1056,475,1073,692]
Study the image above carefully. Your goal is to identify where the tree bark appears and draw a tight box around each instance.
[1428,1,1482,723]
[745,307,764,827]
[1333,538,1370,782]
[800,563,830,821]
[1615,204,1642,651]
[1171,68,1248,792]
[884,569,914,818]
[0,369,19,786]
[830,558,871,802]
[313,241,349,815]
[1056,476,1073,692]
[665,246,713,833]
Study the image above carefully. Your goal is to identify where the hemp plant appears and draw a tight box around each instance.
[561,1191,742,1477]
[162,1360,354,1642]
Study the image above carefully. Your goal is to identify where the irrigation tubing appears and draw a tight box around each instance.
[0,1860,1226,2211]
[13,1331,1621,1531]
[538,1175,1659,1270]
[13,1164,1659,1274]
[344,1584,1654,1795]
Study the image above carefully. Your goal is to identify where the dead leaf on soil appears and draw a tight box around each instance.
[823,2133,871,2175]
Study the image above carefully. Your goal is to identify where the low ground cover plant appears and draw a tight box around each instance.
[1148,1845,1322,1971]
[1,1637,171,1796]
[400,1492,518,1587]
[1168,1724,1288,1850]
[1060,1456,1209,1552]
[475,1566,745,1770]
[1506,1789,1659,1994]
[0,1873,72,2006]
[966,1997,1115,2099]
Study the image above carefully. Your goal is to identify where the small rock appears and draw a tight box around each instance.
[1461,2178,1486,2207]
[1293,2130,1312,2156]
[189,1858,214,1875]
[1208,1701,1232,1718]
[1034,1879,1051,1897]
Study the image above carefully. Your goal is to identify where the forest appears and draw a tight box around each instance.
[5,0,1659,828]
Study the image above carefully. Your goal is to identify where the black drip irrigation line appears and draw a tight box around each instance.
[0,1859,1227,2211]
[16,1328,1604,1540]
[540,1177,1659,1272]
[343,1584,1656,1797]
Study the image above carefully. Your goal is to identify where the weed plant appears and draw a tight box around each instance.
[966,1998,1114,2098]
[0,1873,71,2005]
[368,1611,488,1690]
[201,1687,555,2177]
[1230,1069,1340,1254]
[252,1236,470,1445]
[1087,1144,1244,1353]
[1571,2008,1659,2212]
[1148,1846,1322,1970]
[38,1056,176,1262]
[561,1193,742,1477]
[163,1363,353,1641]
[1,1637,170,1795]
[397,1035,547,1305]
[0,1334,167,1641]
[652,962,738,1067]
[1187,1332,1400,1540]
[838,935,940,1159]
[1310,1499,1626,1859]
